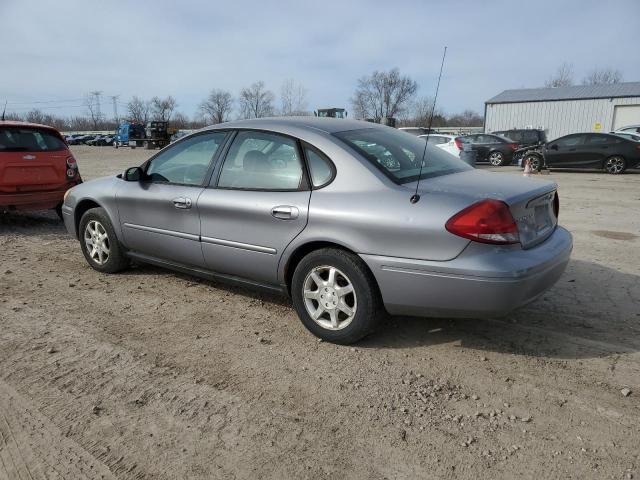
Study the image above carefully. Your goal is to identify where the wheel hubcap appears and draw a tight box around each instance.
[489,153,503,165]
[302,265,357,330]
[606,157,624,174]
[84,220,110,265]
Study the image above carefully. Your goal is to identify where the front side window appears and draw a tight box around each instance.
[335,128,471,184]
[146,132,226,185]
[217,131,304,190]
[555,135,585,147]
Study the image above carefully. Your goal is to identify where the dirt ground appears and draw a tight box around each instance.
[1,145,639,479]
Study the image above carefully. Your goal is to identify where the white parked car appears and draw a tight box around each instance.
[613,124,640,135]
[419,134,460,157]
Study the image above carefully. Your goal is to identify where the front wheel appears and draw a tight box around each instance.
[524,154,542,172]
[488,151,505,166]
[604,156,626,174]
[291,248,385,344]
[79,207,129,273]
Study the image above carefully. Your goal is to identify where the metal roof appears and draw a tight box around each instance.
[486,82,640,104]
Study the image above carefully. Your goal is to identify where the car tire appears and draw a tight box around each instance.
[524,153,542,172]
[604,156,626,175]
[291,248,386,344]
[488,151,505,166]
[79,207,129,273]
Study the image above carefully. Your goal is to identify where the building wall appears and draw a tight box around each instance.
[485,97,640,140]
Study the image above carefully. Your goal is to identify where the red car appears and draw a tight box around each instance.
[0,121,81,218]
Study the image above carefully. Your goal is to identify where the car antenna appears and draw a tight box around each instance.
[1,100,6,121]
[410,46,447,204]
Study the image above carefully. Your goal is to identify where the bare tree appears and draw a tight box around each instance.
[545,62,574,88]
[351,68,417,122]
[239,81,275,119]
[200,89,234,124]
[406,96,446,127]
[25,109,46,125]
[127,96,150,124]
[447,110,484,127]
[280,79,308,116]
[239,82,275,119]
[150,96,177,122]
[171,112,190,129]
[582,67,623,85]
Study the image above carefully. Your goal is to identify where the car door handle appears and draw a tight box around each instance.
[271,205,299,220]
[172,197,192,209]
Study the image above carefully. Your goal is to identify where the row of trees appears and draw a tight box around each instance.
[545,63,623,88]
[8,63,623,132]
[198,79,308,124]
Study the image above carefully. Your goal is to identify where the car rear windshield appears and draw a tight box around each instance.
[0,127,66,152]
[335,128,471,184]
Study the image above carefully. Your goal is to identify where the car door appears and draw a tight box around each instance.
[473,135,496,161]
[198,130,311,285]
[116,131,229,267]
[584,134,620,168]
[545,134,586,168]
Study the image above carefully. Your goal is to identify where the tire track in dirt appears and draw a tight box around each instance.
[0,379,115,480]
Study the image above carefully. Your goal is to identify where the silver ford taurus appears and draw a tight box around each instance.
[62,118,572,344]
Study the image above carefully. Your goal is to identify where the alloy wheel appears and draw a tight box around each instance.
[84,220,110,265]
[605,156,625,174]
[302,265,357,330]
[489,152,504,166]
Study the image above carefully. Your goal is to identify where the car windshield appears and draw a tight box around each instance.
[335,128,471,183]
[0,127,66,152]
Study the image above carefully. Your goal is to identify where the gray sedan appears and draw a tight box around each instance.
[62,118,572,344]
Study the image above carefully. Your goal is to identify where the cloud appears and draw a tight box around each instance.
[1,0,639,118]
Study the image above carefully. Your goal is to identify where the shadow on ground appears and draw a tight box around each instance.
[361,259,640,360]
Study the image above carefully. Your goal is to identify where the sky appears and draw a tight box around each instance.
[1,0,639,120]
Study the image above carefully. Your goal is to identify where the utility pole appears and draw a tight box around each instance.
[90,91,103,122]
[110,95,120,124]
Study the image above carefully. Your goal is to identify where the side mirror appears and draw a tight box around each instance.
[123,166,143,181]
[549,144,558,151]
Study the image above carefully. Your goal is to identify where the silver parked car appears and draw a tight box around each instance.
[61,118,572,344]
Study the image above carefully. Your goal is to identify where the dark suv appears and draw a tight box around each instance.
[493,129,547,147]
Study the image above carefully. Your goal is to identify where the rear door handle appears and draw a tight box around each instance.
[172,197,192,209]
[271,205,299,220]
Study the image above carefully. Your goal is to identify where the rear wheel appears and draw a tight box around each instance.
[291,248,385,344]
[604,156,626,174]
[488,151,505,166]
[79,207,129,273]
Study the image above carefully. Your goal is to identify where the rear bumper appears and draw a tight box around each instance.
[0,186,73,211]
[361,226,572,318]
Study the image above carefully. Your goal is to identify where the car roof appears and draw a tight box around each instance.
[202,117,385,135]
[0,120,62,133]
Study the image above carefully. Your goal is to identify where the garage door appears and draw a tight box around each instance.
[612,105,640,130]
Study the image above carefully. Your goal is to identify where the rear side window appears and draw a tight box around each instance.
[0,127,66,152]
[587,135,621,145]
[304,146,334,188]
[217,131,305,190]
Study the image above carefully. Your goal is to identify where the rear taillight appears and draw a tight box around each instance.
[553,192,559,220]
[66,155,78,179]
[445,199,520,245]
[509,143,519,151]
[454,138,463,151]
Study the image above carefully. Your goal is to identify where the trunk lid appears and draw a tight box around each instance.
[0,126,70,193]
[405,169,558,248]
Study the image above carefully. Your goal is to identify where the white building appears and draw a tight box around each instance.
[485,82,640,140]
